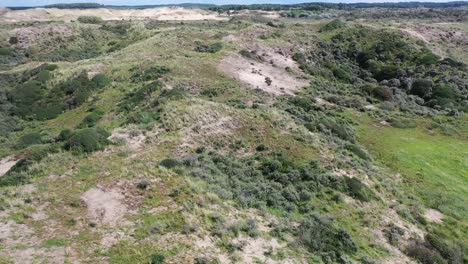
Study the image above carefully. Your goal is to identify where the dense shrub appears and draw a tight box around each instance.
[15,132,42,149]
[9,80,46,118]
[57,129,73,141]
[406,240,446,264]
[298,214,357,260]
[77,16,103,24]
[194,42,223,53]
[345,144,370,160]
[131,66,170,82]
[78,109,104,128]
[411,79,433,98]
[319,19,346,32]
[91,74,111,88]
[344,177,375,202]
[372,86,393,101]
[64,128,110,153]
[0,47,13,56]
[160,158,181,169]
[149,253,165,264]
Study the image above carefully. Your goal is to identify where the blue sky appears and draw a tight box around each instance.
[1,0,455,7]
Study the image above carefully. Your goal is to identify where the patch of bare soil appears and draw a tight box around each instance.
[81,187,127,227]
[219,53,308,96]
[424,209,444,223]
[0,156,18,177]
[0,7,225,23]
[0,220,69,263]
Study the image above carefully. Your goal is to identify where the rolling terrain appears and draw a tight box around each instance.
[0,4,467,264]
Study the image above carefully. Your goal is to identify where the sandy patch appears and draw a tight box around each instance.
[424,209,444,224]
[81,188,127,226]
[1,7,225,23]
[0,156,18,177]
[87,63,108,79]
[219,54,308,96]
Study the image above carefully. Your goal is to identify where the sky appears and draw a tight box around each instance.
[1,0,457,7]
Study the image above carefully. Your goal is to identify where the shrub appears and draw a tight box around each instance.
[0,47,13,56]
[239,50,263,61]
[16,132,42,149]
[390,118,416,129]
[345,144,370,160]
[160,158,181,169]
[77,16,103,24]
[64,128,110,153]
[411,79,433,98]
[57,129,73,141]
[319,19,346,32]
[194,42,223,53]
[406,240,445,264]
[372,86,393,101]
[78,109,104,128]
[91,74,111,88]
[344,177,374,202]
[149,253,165,264]
[36,70,51,83]
[298,214,357,259]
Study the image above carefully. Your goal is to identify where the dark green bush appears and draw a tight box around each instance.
[194,42,223,53]
[16,132,42,149]
[298,214,356,259]
[36,70,52,83]
[411,79,433,98]
[149,253,165,264]
[64,128,110,153]
[78,109,104,128]
[160,158,181,169]
[0,47,13,56]
[57,129,73,141]
[77,16,103,24]
[319,19,346,32]
[345,144,370,160]
[130,66,170,82]
[344,177,374,202]
[91,74,111,88]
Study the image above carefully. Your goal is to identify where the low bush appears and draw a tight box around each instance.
[91,74,111,88]
[149,253,165,264]
[344,177,375,202]
[390,118,416,129]
[15,132,42,149]
[57,129,73,141]
[64,128,110,153]
[0,47,13,56]
[160,158,181,169]
[194,42,223,53]
[345,144,370,160]
[78,109,104,128]
[77,16,103,24]
[298,214,357,260]
[319,19,346,32]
